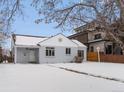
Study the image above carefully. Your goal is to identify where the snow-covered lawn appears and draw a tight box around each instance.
[51,62,124,83]
[0,63,124,92]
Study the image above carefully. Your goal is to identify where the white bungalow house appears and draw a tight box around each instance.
[11,33,87,64]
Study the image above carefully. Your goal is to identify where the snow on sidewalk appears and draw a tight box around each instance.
[51,62,124,82]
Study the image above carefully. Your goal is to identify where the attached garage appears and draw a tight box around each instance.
[16,47,39,64]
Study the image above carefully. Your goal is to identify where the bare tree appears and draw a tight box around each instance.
[0,0,123,31]
[0,0,24,51]
[32,0,124,49]
[116,0,124,22]
[0,0,124,47]
[0,0,23,34]
[0,0,123,30]
[32,0,118,28]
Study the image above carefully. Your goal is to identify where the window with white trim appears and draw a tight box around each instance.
[78,50,84,57]
[46,47,55,56]
[66,48,71,55]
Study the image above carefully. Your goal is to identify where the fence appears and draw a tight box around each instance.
[87,52,124,63]
[87,52,98,61]
[2,55,13,63]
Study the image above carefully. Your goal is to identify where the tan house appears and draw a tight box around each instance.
[69,22,124,55]
[87,30,114,54]
[68,31,88,46]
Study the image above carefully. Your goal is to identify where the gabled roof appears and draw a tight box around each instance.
[38,33,79,47]
[13,33,87,48]
[71,40,87,48]
[14,34,47,46]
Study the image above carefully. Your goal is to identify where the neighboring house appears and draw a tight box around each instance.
[68,22,123,54]
[88,30,116,54]
[11,33,87,64]
[68,31,88,46]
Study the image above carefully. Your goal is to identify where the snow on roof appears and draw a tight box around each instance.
[14,34,87,48]
[15,35,47,46]
[71,40,87,48]
[38,33,78,47]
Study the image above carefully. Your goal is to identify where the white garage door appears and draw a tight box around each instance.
[28,50,36,62]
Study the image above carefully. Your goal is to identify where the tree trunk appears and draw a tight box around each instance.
[118,0,124,31]
[120,5,124,23]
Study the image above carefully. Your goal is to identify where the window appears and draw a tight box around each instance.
[46,47,55,56]
[78,50,84,57]
[106,45,112,54]
[90,46,94,52]
[66,48,71,55]
[94,34,101,40]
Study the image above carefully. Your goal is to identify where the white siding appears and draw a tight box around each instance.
[39,46,87,63]
[39,34,87,63]
[39,46,77,63]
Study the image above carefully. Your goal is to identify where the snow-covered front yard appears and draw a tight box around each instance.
[0,62,124,92]
[51,62,124,82]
